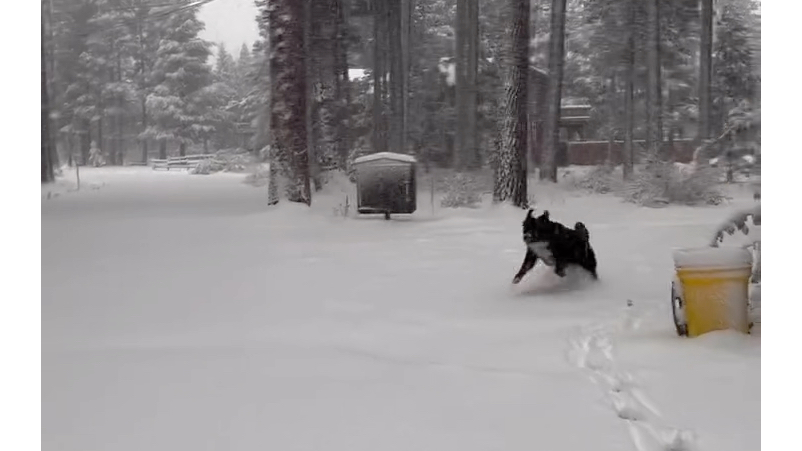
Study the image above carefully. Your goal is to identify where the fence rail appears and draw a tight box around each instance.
[151,154,216,170]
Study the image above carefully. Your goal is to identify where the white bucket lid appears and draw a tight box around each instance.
[673,246,753,269]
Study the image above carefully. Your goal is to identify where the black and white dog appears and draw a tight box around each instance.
[512,209,598,284]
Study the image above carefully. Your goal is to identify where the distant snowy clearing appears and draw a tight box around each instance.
[42,167,759,451]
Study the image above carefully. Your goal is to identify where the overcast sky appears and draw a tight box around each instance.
[198,0,260,55]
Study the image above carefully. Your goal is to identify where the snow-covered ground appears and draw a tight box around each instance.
[42,167,760,451]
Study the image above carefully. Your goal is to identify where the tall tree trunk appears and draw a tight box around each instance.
[401,0,412,155]
[136,6,150,164]
[623,1,636,180]
[334,0,351,169]
[465,0,479,169]
[372,0,388,153]
[269,0,311,205]
[42,10,55,183]
[81,120,91,164]
[97,117,103,158]
[606,72,616,166]
[305,0,322,191]
[454,0,466,169]
[115,50,124,165]
[309,0,347,187]
[645,0,663,159]
[454,0,480,170]
[540,0,567,182]
[159,139,167,160]
[44,0,60,171]
[387,0,404,154]
[179,141,187,157]
[141,97,149,163]
[698,0,714,146]
[493,0,529,207]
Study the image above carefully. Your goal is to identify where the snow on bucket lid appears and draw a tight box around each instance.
[672,246,753,269]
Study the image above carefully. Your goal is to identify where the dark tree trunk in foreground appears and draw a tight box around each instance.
[493,0,529,207]
[42,11,55,184]
[540,0,567,182]
[269,0,311,205]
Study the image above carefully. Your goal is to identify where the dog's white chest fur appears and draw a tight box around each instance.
[528,241,555,266]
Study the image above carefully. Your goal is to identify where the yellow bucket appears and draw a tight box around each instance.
[672,247,753,337]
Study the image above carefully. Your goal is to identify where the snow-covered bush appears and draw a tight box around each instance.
[243,163,271,187]
[573,165,621,194]
[710,204,761,282]
[190,158,225,175]
[88,141,105,167]
[710,203,761,332]
[332,195,352,217]
[622,158,727,206]
[214,148,253,172]
[440,172,484,208]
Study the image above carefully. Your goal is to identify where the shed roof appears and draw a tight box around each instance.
[353,152,417,165]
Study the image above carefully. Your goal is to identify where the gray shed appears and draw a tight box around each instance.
[352,152,417,219]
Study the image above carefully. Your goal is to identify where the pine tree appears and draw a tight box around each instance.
[243,40,270,154]
[145,1,213,157]
[712,0,760,134]
[85,0,138,165]
[215,43,236,79]
[127,0,170,163]
[58,0,100,165]
[198,44,240,151]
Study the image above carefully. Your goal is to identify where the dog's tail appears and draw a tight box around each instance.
[574,222,590,242]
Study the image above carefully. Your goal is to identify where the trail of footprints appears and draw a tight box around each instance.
[568,319,699,451]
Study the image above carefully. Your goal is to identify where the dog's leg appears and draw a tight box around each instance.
[582,249,599,280]
[512,249,539,284]
[554,259,568,277]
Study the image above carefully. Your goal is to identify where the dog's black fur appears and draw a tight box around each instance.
[512,209,598,284]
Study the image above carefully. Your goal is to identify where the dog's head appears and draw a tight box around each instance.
[522,209,558,244]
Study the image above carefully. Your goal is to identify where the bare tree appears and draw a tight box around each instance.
[268,0,311,205]
[539,0,567,182]
[493,0,530,207]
